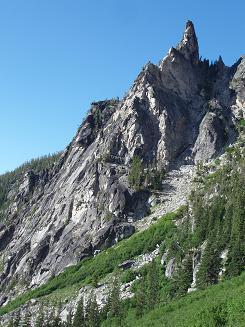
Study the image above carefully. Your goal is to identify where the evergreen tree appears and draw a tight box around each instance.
[175,253,193,296]
[97,304,109,325]
[145,168,165,190]
[220,203,233,248]
[73,297,85,327]
[85,293,99,327]
[107,276,122,319]
[197,240,221,289]
[147,260,160,310]
[135,276,147,317]
[226,193,245,278]
[207,199,225,239]
[91,273,99,288]
[191,195,207,244]
[128,156,144,190]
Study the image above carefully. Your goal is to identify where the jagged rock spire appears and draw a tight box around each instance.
[176,20,199,64]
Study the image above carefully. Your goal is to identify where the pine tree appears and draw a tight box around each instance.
[192,195,207,244]
[86,293,99,327]
[128,156,144,190]
[226,193,245,278]
[91,274,99,288]
[147,260,160,310]
[73,297,85,327]
[197,240,221,289]
[221,203,233,248]
[175,253,193,296]
[107,276,122,319]
[135,276,147,317]
[98,304,109,325]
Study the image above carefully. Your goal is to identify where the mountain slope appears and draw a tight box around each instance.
[0,20,244,325]
[0,140,244,325]
[115,273,245,327]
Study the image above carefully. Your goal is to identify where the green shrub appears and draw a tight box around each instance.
[128,156,144,190]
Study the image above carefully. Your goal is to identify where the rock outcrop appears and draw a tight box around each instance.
[0,21,244,305]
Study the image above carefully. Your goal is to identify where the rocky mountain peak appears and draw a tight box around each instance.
[0,20,244,312]
[176,20,199,64]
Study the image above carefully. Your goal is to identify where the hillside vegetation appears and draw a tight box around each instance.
[104,273,245,327]
[0,143,244,326]
[0,211,180,316]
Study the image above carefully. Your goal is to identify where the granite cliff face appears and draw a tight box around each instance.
[0,21,244,305]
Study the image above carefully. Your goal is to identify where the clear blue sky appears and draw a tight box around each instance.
[0,0,244,174]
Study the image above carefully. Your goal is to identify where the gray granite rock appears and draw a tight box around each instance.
[0,21,243,305]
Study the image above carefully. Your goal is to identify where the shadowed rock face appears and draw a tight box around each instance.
[0,21,244,303]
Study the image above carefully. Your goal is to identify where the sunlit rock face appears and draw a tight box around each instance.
[0,21,243,304]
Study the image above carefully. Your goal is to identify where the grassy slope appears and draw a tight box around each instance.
[0,211,181,316]
[104,273,245,327]
[135,275,245,327]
